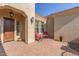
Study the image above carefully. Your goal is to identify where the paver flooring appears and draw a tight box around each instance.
[0,38,79,56]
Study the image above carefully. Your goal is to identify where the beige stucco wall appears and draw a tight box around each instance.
[46,16,54,38]
[35,13,47,23]
[0,3,35,44]
[54,12,79,44]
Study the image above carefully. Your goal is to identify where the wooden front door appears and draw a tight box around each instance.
[4,17,14,42]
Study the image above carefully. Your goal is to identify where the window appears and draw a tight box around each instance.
[41,22,44,33]
[35,20,45,33]
[16,21,20,36]
[35,20,39,32]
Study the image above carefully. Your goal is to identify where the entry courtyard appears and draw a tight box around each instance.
[0,38,79,56]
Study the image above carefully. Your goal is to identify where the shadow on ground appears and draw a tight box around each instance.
[0,42,7,56]
[61,38,79,56]
[68,38,79,52]
[61,45,79,56]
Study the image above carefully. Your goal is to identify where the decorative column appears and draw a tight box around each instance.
[25,17,28,43]
[27,16,35,44]
[14,20,17,41]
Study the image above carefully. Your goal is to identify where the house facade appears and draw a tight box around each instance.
[36,6,79,44]
[47,7,79,44]
[0,3,35,44]
[0,3,79,44]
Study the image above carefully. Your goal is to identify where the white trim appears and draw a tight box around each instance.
[15,20,21,41]
[0,18,4,43]
[14,20,17,41]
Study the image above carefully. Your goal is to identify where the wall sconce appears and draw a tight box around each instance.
[31,17,34,24]
[9,10,14,17]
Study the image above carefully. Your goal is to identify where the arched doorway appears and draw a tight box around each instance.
[0,5,27,43]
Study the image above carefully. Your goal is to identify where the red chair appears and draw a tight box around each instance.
[43,32,48,38]
[35,32,43,41]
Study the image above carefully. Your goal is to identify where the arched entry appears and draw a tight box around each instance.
[0,5,27,43]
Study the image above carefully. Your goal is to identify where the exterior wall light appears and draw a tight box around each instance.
[31,17,34,24]
[9,11,14,17]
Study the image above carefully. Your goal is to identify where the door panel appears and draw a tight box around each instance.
[4,17,14,42]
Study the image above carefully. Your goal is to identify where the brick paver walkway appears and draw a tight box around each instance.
[0,38,79,56]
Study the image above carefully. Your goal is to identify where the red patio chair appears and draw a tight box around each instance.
[43,32,48,38]
[35,32,43,41]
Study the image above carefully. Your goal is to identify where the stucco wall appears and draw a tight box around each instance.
[35,13,47,23]
[0,3,35,44]
[54,12,79,44]
[47,16,54,38]
[11,3,35,44]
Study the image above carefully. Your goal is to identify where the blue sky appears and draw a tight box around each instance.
[35,3,79,16]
